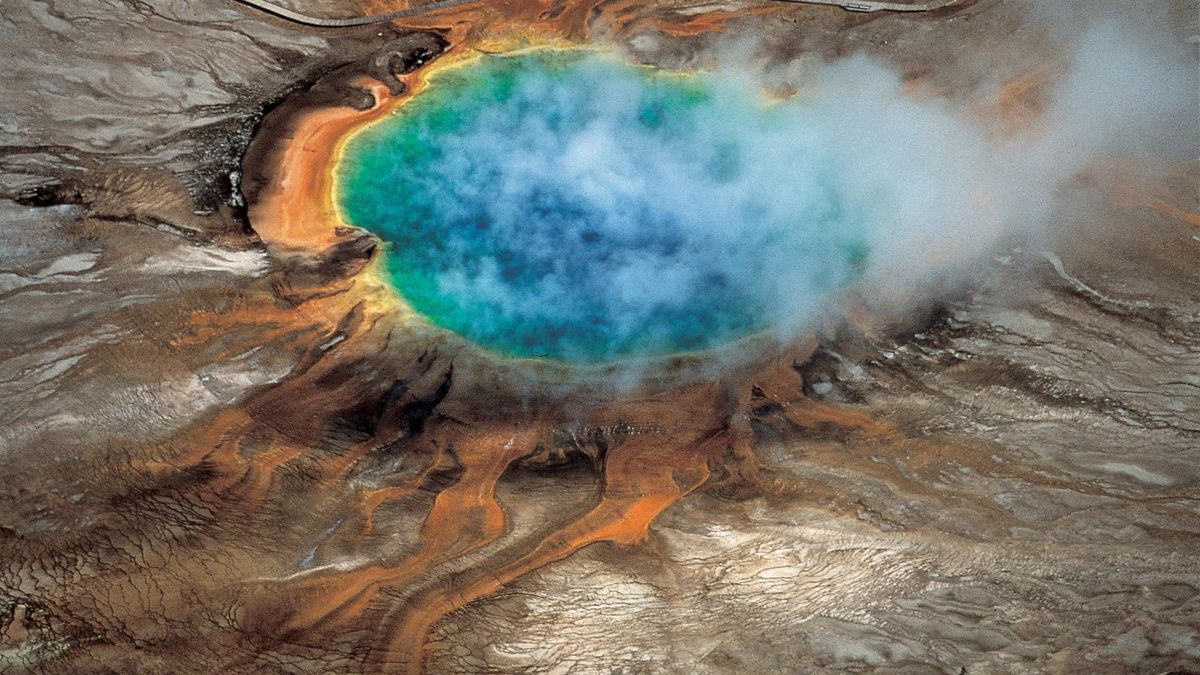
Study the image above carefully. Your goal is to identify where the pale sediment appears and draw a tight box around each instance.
[0,1,1198,674]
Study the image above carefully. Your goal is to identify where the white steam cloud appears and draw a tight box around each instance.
[345,1,1197,367]
[737,3,1198,320]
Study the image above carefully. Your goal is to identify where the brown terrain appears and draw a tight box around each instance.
[1,0,1198,673]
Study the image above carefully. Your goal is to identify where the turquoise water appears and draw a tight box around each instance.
[337,50,868,363]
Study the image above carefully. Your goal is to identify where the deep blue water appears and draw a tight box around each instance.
[337,50,868,362]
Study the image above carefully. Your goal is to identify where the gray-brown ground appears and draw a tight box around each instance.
[1,1,1198,673]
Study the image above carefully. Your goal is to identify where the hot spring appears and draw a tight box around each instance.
[336,49,870,363]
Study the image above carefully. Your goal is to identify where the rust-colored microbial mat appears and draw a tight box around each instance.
[1,0,1198,673]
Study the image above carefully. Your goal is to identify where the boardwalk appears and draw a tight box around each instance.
[776,0,958,11]
[231,0,481,27]
[230,0,959,27]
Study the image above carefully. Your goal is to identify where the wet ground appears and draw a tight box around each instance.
[1,1,1198,673]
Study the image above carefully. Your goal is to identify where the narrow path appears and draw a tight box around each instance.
[230,0,957,27]
[231,0,481,27]
[775,0,958,11]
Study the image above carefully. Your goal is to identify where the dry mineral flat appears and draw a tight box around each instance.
[1,1,1198,673]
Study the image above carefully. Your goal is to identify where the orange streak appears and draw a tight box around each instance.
[267,427,541,634]
[249,80,395,250]
[379,432,717,672]
[646,5,784,38]
[1130,196,1200,228]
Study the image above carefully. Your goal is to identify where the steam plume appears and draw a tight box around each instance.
[339,2,1198,365]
